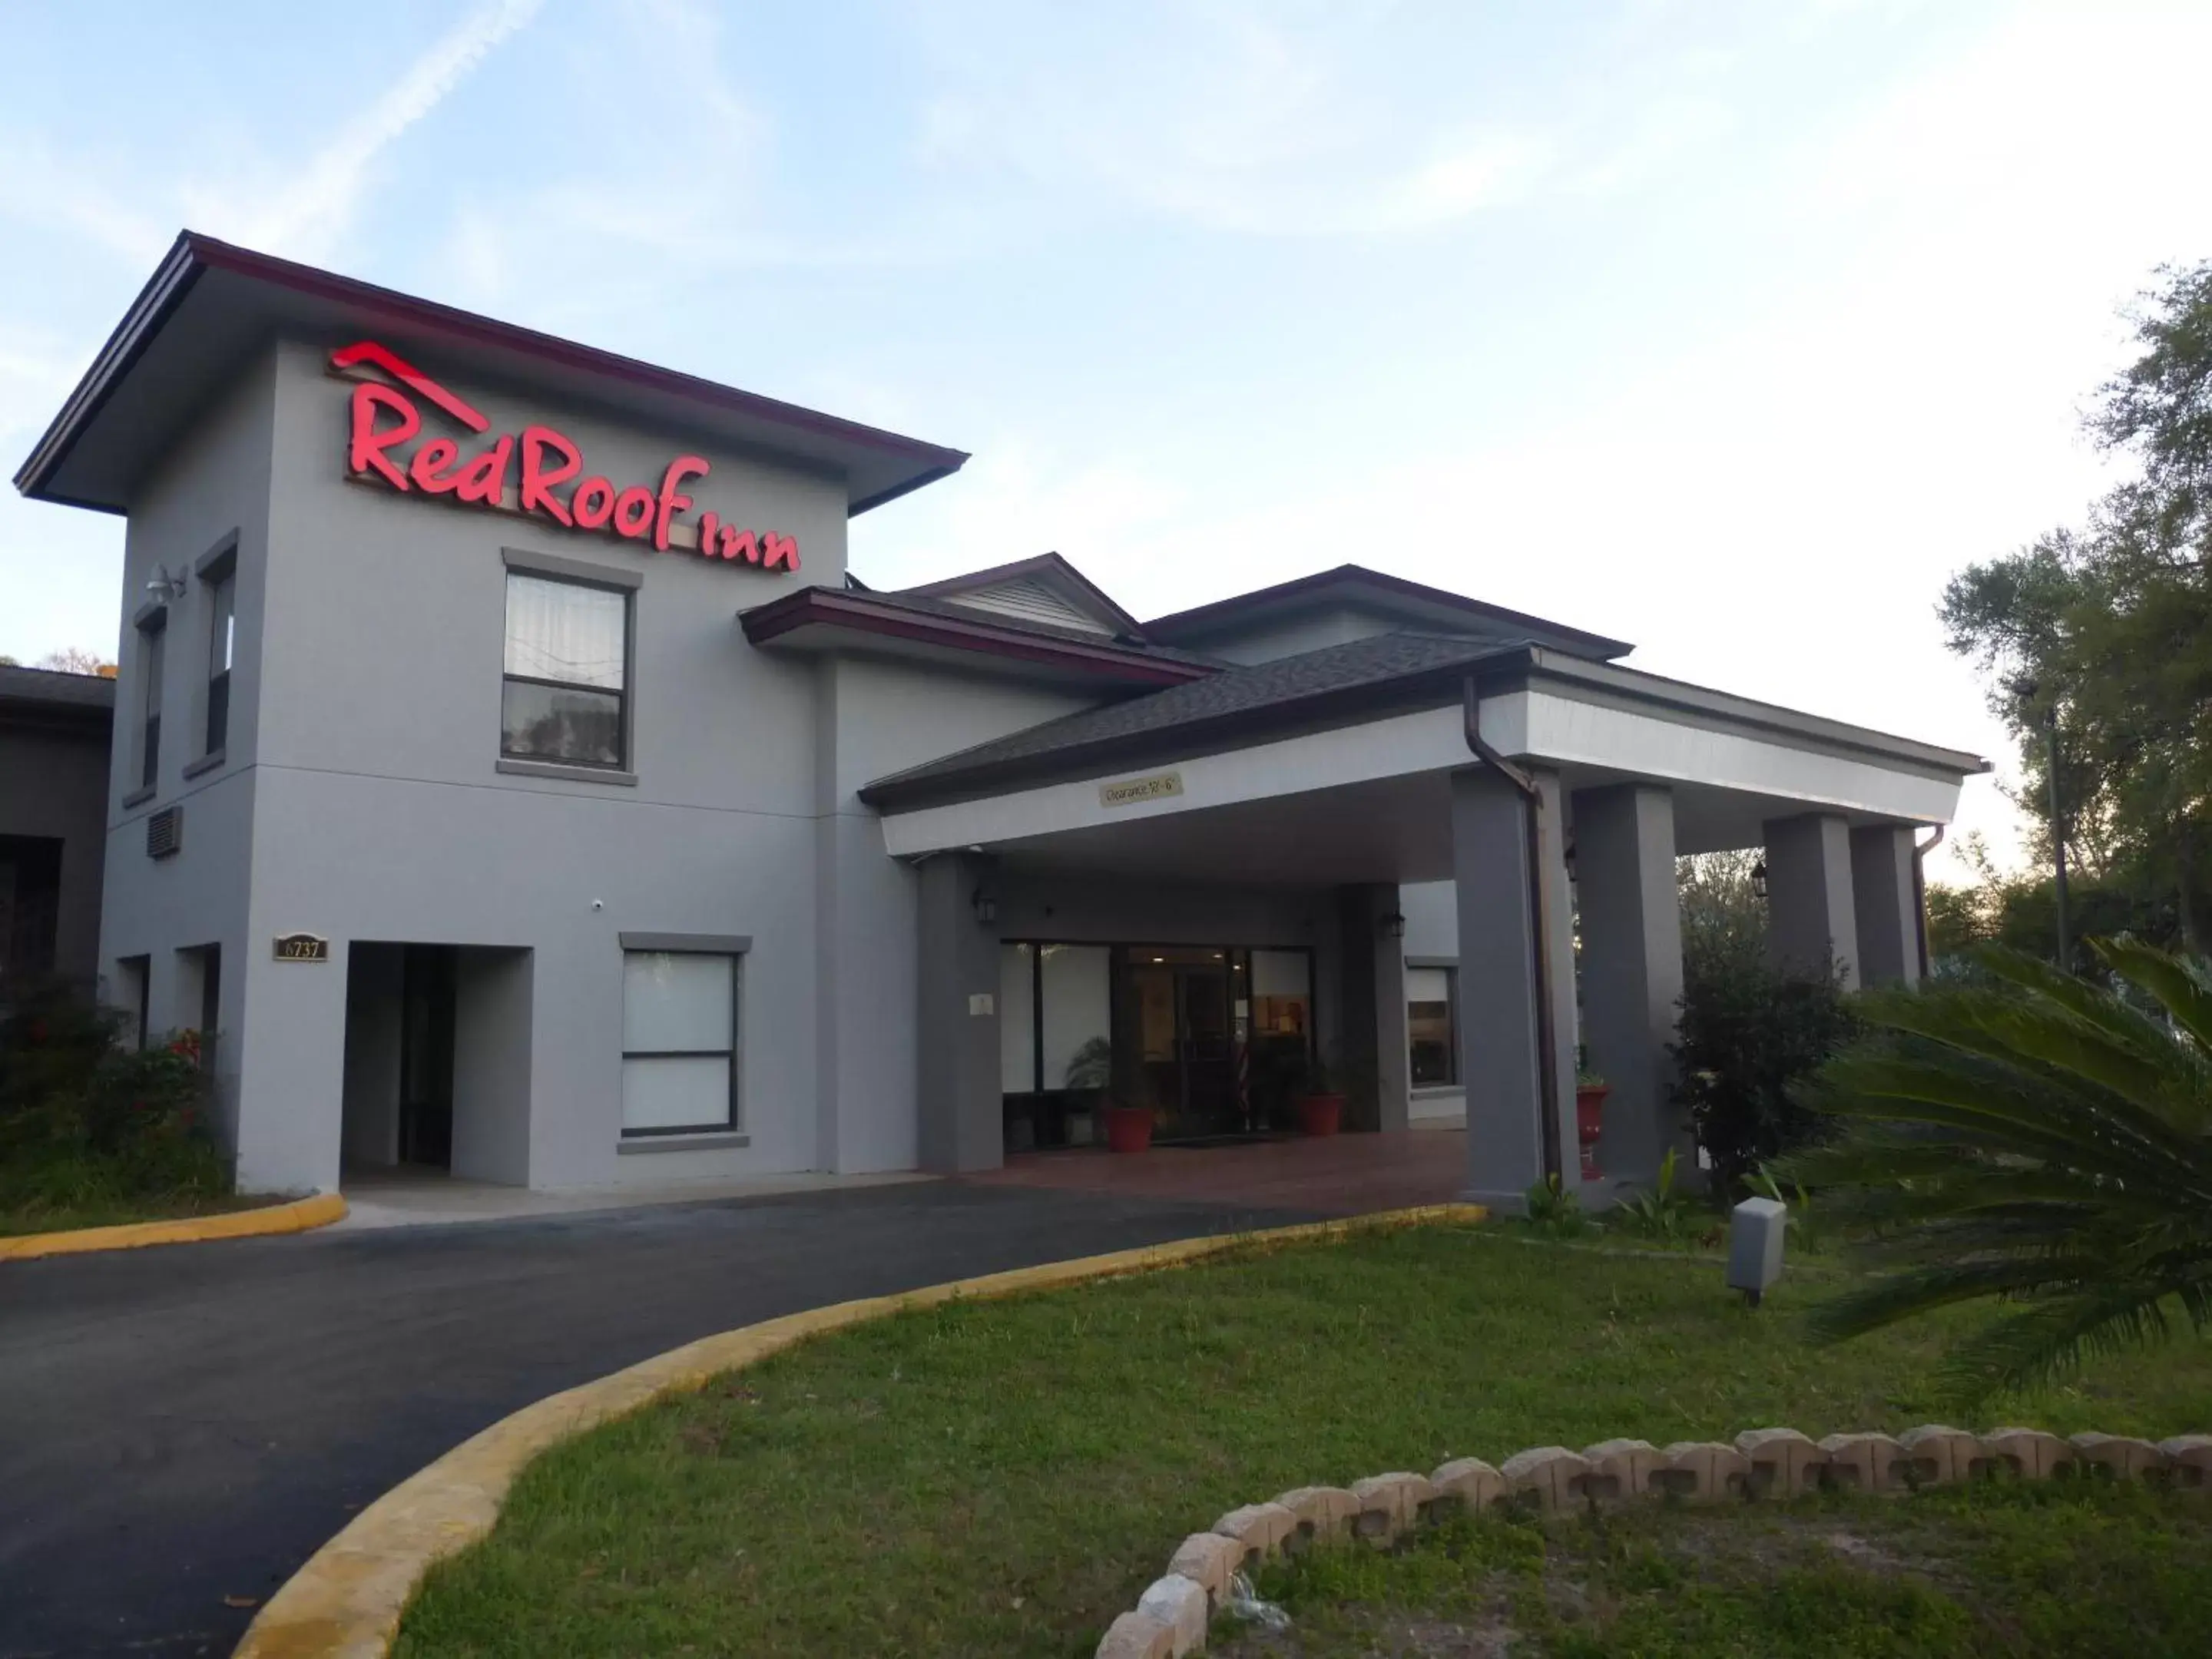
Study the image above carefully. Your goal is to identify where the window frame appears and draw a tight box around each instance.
[1406,959,1460,1089]
[203,565,234,757]
[131,604,167,799]
[617,932,749,1141]
[498,549,641,782]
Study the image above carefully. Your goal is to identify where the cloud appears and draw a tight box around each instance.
[193,0,544,260]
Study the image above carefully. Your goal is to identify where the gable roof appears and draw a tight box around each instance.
[1142,564,1634,661]
[15,231,969,517]
[0,664,116,730]
[896,553,1144,638]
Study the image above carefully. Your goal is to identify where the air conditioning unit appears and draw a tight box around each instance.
[146,805,183,859]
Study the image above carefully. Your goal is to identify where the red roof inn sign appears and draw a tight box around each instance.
[334,340,799,570]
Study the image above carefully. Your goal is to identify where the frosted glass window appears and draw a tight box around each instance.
[621,949,737,1134]
[1040,944,1111,1091]
[1001,943,1038,1092]
[622,1056,730,1131]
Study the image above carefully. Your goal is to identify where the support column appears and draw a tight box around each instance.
[916,852,1002,1173]
[1452,768,1576,1209]
[1572,783,1686,1190]
[1333,883,1409,1132]
[1851,825,1921,987]
[1764,813,1858,988]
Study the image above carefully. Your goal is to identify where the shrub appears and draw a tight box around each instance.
[1671,947,1856,1194]
[0,979,225,1219]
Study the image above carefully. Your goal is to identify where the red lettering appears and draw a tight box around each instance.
[612,485,654,540]
[718,525,757,563]
[519,426,581,526]
[572,476,616,530]
[761,531,800,571]
[348,382,418,490]
[695,510,720,558]
[407,437,461,493]
[455,435,513,506]
[653,455,710,551]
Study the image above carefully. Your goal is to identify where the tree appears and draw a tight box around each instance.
[1941,260,2212,955]
[1782,937,2212,1402]
[31,647,116,677]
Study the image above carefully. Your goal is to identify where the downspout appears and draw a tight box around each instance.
[1912,823,1945,979]
[1461,679,1565,1187]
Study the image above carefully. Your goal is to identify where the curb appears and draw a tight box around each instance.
[0,1192,347,1262]
[232,1201,1485,1659]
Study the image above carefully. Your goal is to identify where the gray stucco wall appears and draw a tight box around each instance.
[0,715,110,988]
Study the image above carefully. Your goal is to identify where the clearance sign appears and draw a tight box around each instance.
[332,340,799,570]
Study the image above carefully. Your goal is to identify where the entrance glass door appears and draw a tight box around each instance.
[1124,946,1238,1141]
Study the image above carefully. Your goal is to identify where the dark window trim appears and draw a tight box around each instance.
[192,531,238,581]
[618,1130,751,1154]
[131,598,168,631]
[182,750,226,780]
[619,943,743,1138]
[121,784,156,810]
[500,561,636,774]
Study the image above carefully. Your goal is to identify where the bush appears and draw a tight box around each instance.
[0,979,226,1220]
[1671,947,1856,1194]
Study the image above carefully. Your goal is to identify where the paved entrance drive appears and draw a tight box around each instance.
[966,1123,1470,1214]
[0,1181,1323,1659]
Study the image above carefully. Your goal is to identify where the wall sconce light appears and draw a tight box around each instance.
[1750,859,1769,902]
[144,564,190,602]
[970,885,998,926]
[1380,910,1406,940]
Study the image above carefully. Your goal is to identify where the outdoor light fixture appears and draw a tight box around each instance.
[144,564,189,602]
[1750,859,1769,902]
[1380,911,1406,939]
[969,885,997,926]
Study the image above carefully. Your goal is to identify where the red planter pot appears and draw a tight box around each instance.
[1104,1104,1154,1154]
[1297,1093,1345,1137]
[1575,1084,1609,1181]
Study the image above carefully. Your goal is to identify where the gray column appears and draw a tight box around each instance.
[916,852,1002,1173]
[1334,883,1409,1132]
[1572,783,1686,1190]
[1535,772,1580,1193]
[1851,825,1922,987]
[1763,812,1858,988]
[1452,768,1575,1209]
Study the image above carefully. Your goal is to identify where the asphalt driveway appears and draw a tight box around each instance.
[0,1180,1318,1659]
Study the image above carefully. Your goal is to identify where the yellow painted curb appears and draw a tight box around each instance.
[0,1192,347,1262]
[233,1201,1485,1659]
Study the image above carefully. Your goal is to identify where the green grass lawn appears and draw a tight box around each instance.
[394,1222,2212,1658]
[0,1181,273,1237]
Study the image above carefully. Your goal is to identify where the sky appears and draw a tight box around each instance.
[4,0,2210,881]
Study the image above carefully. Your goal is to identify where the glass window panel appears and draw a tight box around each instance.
[1039,944,1111,1090]
[501,680,621,766]
[621,1055,731,1131]
[504,574,627,689]
[999,943,1036,1092]
[209,575,234,675]
[1409,965,1456,1087]
[141,625,164,720]
[622,952,733,1052]
[1250,948,1310,1040]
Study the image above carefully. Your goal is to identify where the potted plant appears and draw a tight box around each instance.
[1575,1065,1610,1181]
[1102,1071,1157,1154]
[1061,1036,1113,1148]
[1294,1045,1346,1137]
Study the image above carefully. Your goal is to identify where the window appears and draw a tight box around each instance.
[137,615,165,792]
[1408,965,1458,1086]
[621,949,738,1134]
[116,955,151,1050]
[204,568,234,754]
[502,572,629,768]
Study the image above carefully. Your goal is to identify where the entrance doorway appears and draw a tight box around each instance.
[399,945,456,1168]
[1126,947,1237,1139]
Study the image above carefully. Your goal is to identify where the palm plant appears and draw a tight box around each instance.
[1778,936,2212,1402]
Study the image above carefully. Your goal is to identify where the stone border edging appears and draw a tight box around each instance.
[0,1192,346,1262]
[231,1200,1485,1659]
[1097,1424,2212,1657]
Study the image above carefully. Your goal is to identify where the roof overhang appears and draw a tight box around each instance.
[15,232,969,518]
[0,666,116,733]
[1143,565,1635,661]
[740,586,1214,688]
[859,642,1988,816]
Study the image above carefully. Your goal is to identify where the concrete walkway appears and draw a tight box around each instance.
[966,1123,1470,1215]
[0,1181,1320,1659]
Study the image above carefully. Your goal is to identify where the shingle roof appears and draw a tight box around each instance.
[0,664,118,714]
[859,588,1229,667]
[860,631,1524,805]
